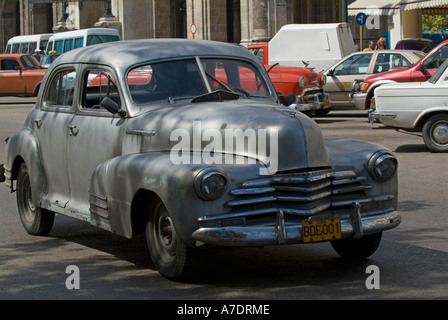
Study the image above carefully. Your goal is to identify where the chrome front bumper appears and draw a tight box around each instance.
[289,92,331,113]
[192,204,401,247]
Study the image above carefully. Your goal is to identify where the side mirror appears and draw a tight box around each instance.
[327,69,334,76]
[417,61,424,71]
[15,66,23,76]
[101,97,126,117]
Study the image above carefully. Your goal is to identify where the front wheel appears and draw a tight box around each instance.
[422,114,448,152]
[145,200,196,281]
[16,162,55,236]
[331,232,382,259]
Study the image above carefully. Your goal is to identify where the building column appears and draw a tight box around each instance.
[94,0,121,33]
[186,0,227,41]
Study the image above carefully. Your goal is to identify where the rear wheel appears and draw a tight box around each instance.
[331,232,382,259]
[422,114,448,152]
[16,162,54,236]
[145,199,196,281]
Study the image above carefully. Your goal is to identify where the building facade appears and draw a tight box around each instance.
[1,0,354,52]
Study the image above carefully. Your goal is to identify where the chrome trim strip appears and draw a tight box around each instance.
[125,129,156,136]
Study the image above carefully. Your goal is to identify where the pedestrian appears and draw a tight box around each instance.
[354,40,360,51]
[375,37,387,50]
[363,41,375,51]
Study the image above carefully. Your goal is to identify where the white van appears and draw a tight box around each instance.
[46,28,120,54]
[5,34,53,54]
[268,23,356,72]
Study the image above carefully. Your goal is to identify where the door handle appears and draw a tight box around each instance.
[34,119,42,128]
[68,124,79,136]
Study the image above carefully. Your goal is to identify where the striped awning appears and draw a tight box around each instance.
[348,0,448,15]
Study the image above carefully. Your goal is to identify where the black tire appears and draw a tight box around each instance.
[331,232,383,259]
[314,107,332,117]
[145,200,196,281]
[16,162,54,236]
[422,114,448,153]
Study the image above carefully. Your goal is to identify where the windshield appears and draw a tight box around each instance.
[127,57,270,105]
[20,55,41,69]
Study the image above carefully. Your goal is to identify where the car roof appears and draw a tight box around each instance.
[0,53,29,58]
[53,39,261,72]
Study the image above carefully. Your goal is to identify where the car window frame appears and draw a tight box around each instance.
[76,64,125,118]
[41,66,78,112]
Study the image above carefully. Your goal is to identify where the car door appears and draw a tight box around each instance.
[325,52,375,104]
[32,67,77,209]
[65,67,126,215]
[0,58,25,95]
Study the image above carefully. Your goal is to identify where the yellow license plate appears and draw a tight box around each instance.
[323,100,330,109]
[302,217,341,243]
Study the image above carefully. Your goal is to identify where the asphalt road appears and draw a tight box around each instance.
[0,98,447,304]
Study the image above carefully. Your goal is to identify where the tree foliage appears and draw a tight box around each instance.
[422,15,448,37]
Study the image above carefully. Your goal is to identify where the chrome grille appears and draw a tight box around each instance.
[198,169,377,228]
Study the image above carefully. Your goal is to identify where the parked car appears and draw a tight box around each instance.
[0,53,47,97]
[394,38,433,53]
[39,54,61,68]
[1,39,401,281]
[248,43,330,116]
[370,58,448,152]
[351,40,448,111]
[323,50,424,107]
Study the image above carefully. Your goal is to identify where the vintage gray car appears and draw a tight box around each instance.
[1,39,401,281]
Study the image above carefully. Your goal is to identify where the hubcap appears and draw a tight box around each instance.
[432,121,448,145]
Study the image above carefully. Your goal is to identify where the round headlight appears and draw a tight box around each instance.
[194,169,227,201]
[368,152,398,182]
[320,74,327,85]
[298,76,305,88]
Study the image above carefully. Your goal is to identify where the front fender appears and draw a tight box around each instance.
[366,80,397,96]
[325,138,398,207]
[414,108,448,128]
[3,128,46,205]
[89,151,263,244]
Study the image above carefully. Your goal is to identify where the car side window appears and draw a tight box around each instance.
[0,59,20,71]
[373,53,412,74]
[82,69,121,110]
[424,44,448,70]
[43,69,76,107]
[333,54,373,75]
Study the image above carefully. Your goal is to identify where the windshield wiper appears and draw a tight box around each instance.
[204,72,249,98]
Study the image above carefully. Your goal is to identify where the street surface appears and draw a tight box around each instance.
[0,97,447,303]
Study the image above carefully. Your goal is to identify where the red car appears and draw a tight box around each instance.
[351,40,448,110]
[248,43,330,115]
[0,54,47,97]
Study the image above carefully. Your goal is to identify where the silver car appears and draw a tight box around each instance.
[1,39,401,281]
[323,50,425,107]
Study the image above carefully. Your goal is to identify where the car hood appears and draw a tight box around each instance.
[365,66,410,83]
[124,100,331,174]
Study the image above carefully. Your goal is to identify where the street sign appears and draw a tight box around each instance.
[190,24,197,35]
[356,12,367,26]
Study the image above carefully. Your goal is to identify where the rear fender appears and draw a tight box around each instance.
[4,128,46,204]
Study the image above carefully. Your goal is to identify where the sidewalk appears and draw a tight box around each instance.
[0,97,36,105]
